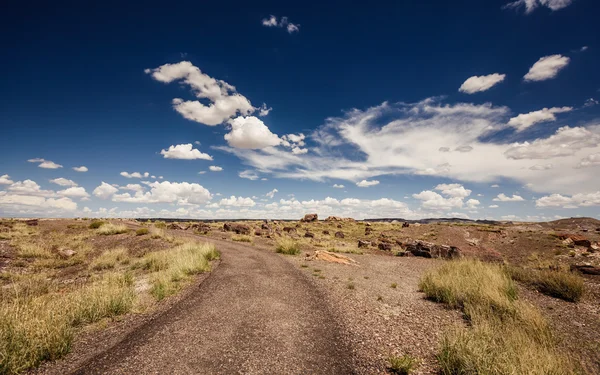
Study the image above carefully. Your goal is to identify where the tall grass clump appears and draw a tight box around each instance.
[420,259,575,375]
[506,266,584,302]
[88,220,105,229]
[142,242,219,301]
[388,354,418,374]
[136,228,149,236]
[17,243,52,259]
[232,235,252,243]
[275,238,300,255]
[0,273,134,374]
[96,223,128,235]
[89,247,129,271]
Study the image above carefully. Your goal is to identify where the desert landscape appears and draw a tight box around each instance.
[1,215,599,374]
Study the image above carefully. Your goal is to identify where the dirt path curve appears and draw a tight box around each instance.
[70,237,355,375]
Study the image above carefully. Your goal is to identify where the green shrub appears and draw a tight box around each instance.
[388,354,418,374]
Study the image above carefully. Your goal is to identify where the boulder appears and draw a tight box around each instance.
[365,222,372,227]
[326,216,343,221]
[187,223,211,232]
[571,264,600,275]
[58,249,76,258]
[25,219,39,226]
[365,227,373,235]
[335,231,345,239]
[558,234,591,248]
[590,243,599,252]
[301,213,318,222]
[283,227,297,234]
[378,242,392,251]
[224,223,250,235]
[337,224,343,229]
[255,229,263,236]
[304,232,315,238]
[562,238,575,247]
[322,230,330,235]
[405,240,461,259]
[261,223,270,230]
[358,240,371,248]
[223,223,233,231]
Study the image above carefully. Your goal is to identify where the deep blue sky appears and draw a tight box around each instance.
[1,0,599,220]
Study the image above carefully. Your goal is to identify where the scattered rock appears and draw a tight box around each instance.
[571,263,600,275]
[562,238,575,247]
[402,222,410,228]
[254,229,263,236]
[358,240,371,248]
[25,219,39,226]
[590,243,599,252]
[335,231,345,239]
[309,250,358,265]
[167,223,185,230]
[301,213,318,222]
[304,232,315,238]
[365,227,373,235]
[322,230,330,235]
[405,240,461,259]
[261,223,270,230]
[283,227,297,234]
[58,249,76,258]
[187,223,211,232]
[558,233,591,248]
[378,242,392,251]
[325,216,343,221]
[224,223,250,235]
[337,224,343,229]
[365,222,372,227]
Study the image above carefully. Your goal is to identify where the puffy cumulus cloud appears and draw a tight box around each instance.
[508,107,572,132]
[57,187,90,198]
[120,184,144,193]
[0,175,14,185]
[258,103,272,116]
[261,15,300,33]
[209,166,223,172]
[466,199,480,209]
[218,98,600,195]
[524,55,570,82]
[219,195,256,207]
[493,193,525,202]
[536,192,600,208]
[8,180,55,197]
[50,178,78,187]
[435,183,472,198]
[504,0,574,13]
[145,61,255,126]
[576,153,600,168]
[28,158,63,169]
[93,182,119,199]
[239,170,259,180]
[111,181,212,205]
[160,144,213,160]
[333,184,345,188]
[281,133,308,154]
[266,189,278,199]
[120,171,150,179]
[459,73,506,94]
[505,126,600,160]
[356,180,379,187]
[489,204,499,208]
[225,116,281,149]
[412,190,464,210]
[0,192,77,213]
[584,98,599,107]
[72,166,88,172]
[530,164,553,170]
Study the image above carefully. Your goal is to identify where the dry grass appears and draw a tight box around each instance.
[388,354,418,374]
[420,259,575,375]
[16,243,53,259]
[149,227,176,242]
[275,238,300,255]
[232,235,253,243]
[96,223,128,235]
[88,220,105,229]
[136,228,149,236]
[90,247,129,271]
[506,266,584,302]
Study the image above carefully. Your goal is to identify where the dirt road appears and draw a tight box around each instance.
[70,238,355,375]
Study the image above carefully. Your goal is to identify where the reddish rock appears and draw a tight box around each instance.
[255,229,263,236]
[167,223,185,230]
[304,232,315,238]
[571,264,600,275]
[301,213,318,222]
[334,231,345,239]
[25,219,38,226]
[337,224,343,229]
[283,227,297,234]
[365,227,373,235]
[378,242,392,251]
[358,240,371,248]
[558,234,591,248]
[405,240,461,259]
[322,230,330,235]
[402,222,410,228]
[224,223,250,235]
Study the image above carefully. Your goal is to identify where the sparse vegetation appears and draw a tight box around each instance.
[90,247,129,271]
[275,238,300,255]
[17,243,52,258]
[347,282,355,290]
[391,282,397,289]
[232,235,252,243]
[388,354,418,374]
[89,220,105,229]
[507,266,584,302]
[97,223,128,235]
[136,228,149,236]
[420,259,575,374]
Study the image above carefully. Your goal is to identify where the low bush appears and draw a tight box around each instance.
[388,354,418,374]
[88,220,105,229]
[136,228,149,236]
[97,223,128,235]
[275,238,300,255]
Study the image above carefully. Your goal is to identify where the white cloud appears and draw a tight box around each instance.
[435,183,472,198]
[530,164,553,170]
[333,184,345,188]
[508,107,573,132]
[524,55,570,82]
[262,15,299,33]
[160,143,213,160]
[120,184,144,193]
[536,192,600,207]
[0,175,14,185]
[504,0,573,13]
[584,98,599,107]
[50,178,78,187]
[266,189,278,199]
[120,171,150,179]
[93,182,119,199]
[459,73,506,94]
[72,166,88,172]
[576,153,600,168]
[258,103,272,116]
[239,170,259,180]
[219,195,256,207]
[493,193,525,202]
[28,158,63,169]
[0,193,77,212]
[489,204,499,208]
[209,166,223,172]
[58,187,90,198]
[505,126,600,159]
[356,180,380,187]
[466,199,480,209]
[146,61,255,126]
[225,116,281,149]
[413,190,464,210]
[111,181,212,205]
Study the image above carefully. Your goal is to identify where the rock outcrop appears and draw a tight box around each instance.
[301,213,318,222]
[334,231,345,239]
[404,240,461,259]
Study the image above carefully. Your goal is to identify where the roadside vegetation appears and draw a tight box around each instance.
[275,238,300,255]
[505,265,584,302]
[387,354,418,374]
[420,259,576,374]
[0,219,219,374]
